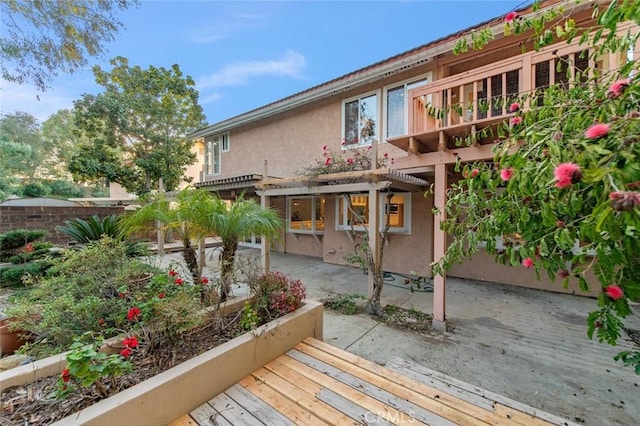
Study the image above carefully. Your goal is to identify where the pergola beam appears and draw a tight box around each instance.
[257,181,391,197]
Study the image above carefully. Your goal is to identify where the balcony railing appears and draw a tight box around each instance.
[389,39,610,152]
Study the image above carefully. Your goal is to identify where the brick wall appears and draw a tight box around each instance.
[0,206,126,245]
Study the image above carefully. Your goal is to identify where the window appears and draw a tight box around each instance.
[336,193,411,234]
[342,92,378,148]
[287,196,325,233]
[204,132,229,176]
[384,77,429,139]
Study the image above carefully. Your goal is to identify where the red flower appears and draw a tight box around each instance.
[605,285,624,300]
[522,258,534,269]
[158,292,165,299]
[607,79,630,98]
[554,163,581,189]
[383,152,389,158]
[61,369,71,383]
[559,270,570,278]
[505,11,518,22]
[322,144,328,150]
[346,158,354,165]
[585,123,610,139]
[500,167,513,181]
[168,269,178,277]
[324,157,331,166]
[509,116,522,126]
[200,277,209,285]
[118,292,127,299]
[126,307,141,321]
[98,318,105,327]
[24,243,34,253]
[120,347,132,358]
[508,102,520,113]
[174,277,184,285]
[556,220,564,227]
[471,168,479,178]
[123,336,139,348]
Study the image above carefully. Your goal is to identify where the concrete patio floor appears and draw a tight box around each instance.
[156,247,640,426]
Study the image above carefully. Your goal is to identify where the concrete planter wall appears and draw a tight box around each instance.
[1,298,323,426]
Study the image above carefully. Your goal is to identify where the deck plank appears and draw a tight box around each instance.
[276,355,422,425]
[239,375,328,426]
[251,367,358,425]
[226,384,293,425]
[169,414,199,426]
[189,402,233,426]
[386,356,575,426]
[297,340,494,425]
[264,358,393,425]
[287,349,455,425]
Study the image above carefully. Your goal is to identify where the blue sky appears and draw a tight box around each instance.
[1,0,531,127]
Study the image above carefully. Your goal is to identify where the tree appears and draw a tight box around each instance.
[0,112,43,179]
[41,109,82,180]
[205,195,282,301]
[70,57,207,195]
[435,1,640,373]
[0,0,136,90]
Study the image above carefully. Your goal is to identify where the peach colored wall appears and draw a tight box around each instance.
[448,250,599,297]
[321,192,433,277]
[183,140,205,188]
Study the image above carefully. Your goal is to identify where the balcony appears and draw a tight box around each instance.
[387,40,600,155]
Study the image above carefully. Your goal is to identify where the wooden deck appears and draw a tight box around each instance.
[171,337,575,426]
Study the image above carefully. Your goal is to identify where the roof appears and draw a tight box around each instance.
[189,0,565,140]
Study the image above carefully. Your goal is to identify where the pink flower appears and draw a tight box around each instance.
[322,144,328,150]
[500,167,513,181]
[554,163,582,189]
[126,307,141,321]
[158,292,165,299]
[505,11,518,22]
[383,152,389,158]
[168,269,177,277]
[522,258,534,269]
[556,220,564,227]
[324,157,331,166]
[607,79,630,98]
[175,277,184,285]
[605,285,624,300]
[510,116,522,126]
[471,169,479,178]
[585,123,610,139]
[120,347,132,358]
[123,336,139,348]
[200,277,209,285]
[509,102,520,113]
[346,158,354,165]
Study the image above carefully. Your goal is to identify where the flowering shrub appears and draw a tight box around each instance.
[300,144,390,177]
[437,1,640,373]
[248,271,306,321]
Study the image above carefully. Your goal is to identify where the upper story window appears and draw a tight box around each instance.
[204,132,229,176]
[287,196,325,234]
[385,76,430,139]
[342,92,378,148]
[336,193,411,234]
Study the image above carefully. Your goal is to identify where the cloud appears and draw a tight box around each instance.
[0,80,77,122]
[197,51,306,89]
[188,11,267,45]
[200,92,224,104]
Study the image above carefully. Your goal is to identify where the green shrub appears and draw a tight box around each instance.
[0,228,46,261]
[22,182,50,197]
[42,180,84,198]
[57,215,148,257]
[0,261,49,288]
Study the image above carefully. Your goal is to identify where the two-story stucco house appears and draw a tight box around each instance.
[189,0,638,327]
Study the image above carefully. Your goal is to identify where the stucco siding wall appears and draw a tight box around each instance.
[448,251,599,297]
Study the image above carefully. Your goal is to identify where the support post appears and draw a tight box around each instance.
[156,178,165,256]
[261,160,270,273]
[432,163,448,331]
[367,185,380,298]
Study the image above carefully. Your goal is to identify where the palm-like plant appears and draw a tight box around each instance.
[206,195,282,301]
[122,189,217,280]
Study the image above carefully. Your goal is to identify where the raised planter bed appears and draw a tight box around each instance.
[0,299,323,426]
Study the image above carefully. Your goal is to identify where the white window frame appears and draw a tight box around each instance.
[335,193,411,234]
[382,73,431,141]
[286,195,325,234]
[341,90,380,149]
[204,132,230,176]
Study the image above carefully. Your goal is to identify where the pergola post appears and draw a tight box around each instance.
[260,160,270,273]
[432,163,448,331]
[367,184,380,298]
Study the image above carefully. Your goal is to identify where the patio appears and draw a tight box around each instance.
[155,248,640,425]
